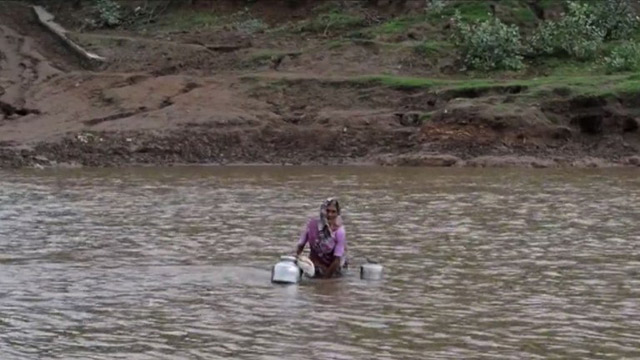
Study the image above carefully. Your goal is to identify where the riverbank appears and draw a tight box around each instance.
[1,0,640,168]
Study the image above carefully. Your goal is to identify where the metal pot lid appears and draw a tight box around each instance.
[361,263,383,271]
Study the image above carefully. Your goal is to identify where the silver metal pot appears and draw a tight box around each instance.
[271,255,302,284]
[360,261,384,280]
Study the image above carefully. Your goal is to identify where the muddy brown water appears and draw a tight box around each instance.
[1,166,639,359]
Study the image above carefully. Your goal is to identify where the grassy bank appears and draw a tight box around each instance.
[71,0,640,79]
[242,72,640,100]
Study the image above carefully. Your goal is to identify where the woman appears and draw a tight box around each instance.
[295,198,348,278]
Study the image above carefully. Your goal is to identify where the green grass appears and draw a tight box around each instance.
[420,112,434,122]
[326,39,348,50]
[247,72,640,99]
[297,11,367,33]
[539,0,559,9]
[414,40,454,56]
[353,74,638,98]
[346,29,375,40]
[147,10,221,32]
[511,6,537,24]
[363,0,539,50]
[452,1,493,22]
[131,8,270,33]
[614,75,640,94]
[379,1,494,29]
[374,17,422,34]
[355,75,506,92]
[356,75,444,89]
[532,58,600,76]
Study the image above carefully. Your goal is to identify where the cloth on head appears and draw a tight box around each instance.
[316,197,341,253]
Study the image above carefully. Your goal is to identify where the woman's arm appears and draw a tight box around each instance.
[324,227,346,278]
[295,222,309,256]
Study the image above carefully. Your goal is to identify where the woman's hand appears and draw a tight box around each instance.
[308,257,328,277]
[324,257,341,278]
[294,244,304,257]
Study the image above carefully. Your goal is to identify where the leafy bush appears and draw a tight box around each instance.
[527,2,604,60]
[591,0,639,40]
[603,42,640,73]
[527,1,639,60]
[452,11,524,71]
[228,8,267,33]
[527,20,558,56]
[95,0,122,28]
[427,0,447,16]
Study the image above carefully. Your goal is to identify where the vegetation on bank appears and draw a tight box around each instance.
[243,72,640,100]
[452,0,640,72]
[35,0,640,86]
[63,0,639,68]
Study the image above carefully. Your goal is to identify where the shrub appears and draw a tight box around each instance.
[603,42,640,73]
[527,1,639,60]
[95,0,122,28]
[451,11,524,71]
[592,0,639,41]
[427,0,447,16]
[527,20,558,56]
[527,2,604,60]
[229,8,267,33]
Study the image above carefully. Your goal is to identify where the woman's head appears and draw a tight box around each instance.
[321,198,340,223]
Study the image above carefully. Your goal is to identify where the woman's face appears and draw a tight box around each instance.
[326,203,338,222]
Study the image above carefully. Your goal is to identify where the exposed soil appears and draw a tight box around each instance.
[1,1,640,169]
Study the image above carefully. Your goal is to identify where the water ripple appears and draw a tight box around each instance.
[1,167,639,359]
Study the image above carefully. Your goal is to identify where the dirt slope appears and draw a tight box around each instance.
[1,1,640,168]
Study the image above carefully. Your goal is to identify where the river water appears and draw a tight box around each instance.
[1,166,639,359]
